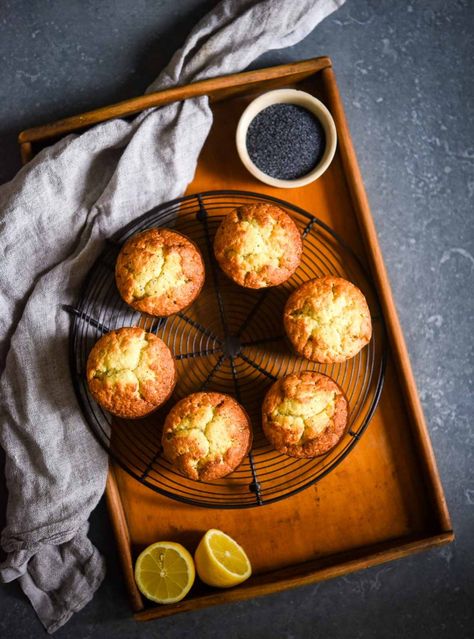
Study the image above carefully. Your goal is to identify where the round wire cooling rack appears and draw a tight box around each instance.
[67,190,387,508]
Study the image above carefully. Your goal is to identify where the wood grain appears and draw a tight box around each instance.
[105,467,144,612]
[132,532,453,621]
[111,356,449,574]
[19,141,33,164]
[18,57,331,144]
[319,66,452,532]
[18,57,453,622]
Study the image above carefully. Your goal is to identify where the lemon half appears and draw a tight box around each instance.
[134,541,195,604]
[194,529,252,588]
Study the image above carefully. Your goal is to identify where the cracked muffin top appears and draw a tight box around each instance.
[115,228,205,317]
[284,276,372,363]
[162,392,252,481]
[213,203,302,288]
[86,327,176,419]
[262,371,348,458]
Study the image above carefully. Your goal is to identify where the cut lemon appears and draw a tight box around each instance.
[134,541,195,604]
[194,529,252,588]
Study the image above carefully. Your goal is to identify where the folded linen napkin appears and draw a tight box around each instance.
[0,0,345,632]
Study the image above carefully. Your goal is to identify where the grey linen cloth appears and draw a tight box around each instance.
[0,0,344,633]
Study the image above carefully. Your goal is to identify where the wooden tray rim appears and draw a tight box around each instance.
[18,56,454,621]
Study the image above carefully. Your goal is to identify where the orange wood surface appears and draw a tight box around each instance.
[109,62,453,618]
[115,363,440,556]
[19,58,452,621]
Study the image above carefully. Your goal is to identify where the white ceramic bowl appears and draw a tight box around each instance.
[235,88,337,189]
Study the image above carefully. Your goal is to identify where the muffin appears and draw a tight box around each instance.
[262,371,348,458]
[115,228,205,316]
[86,327,176,419]
[162,392,252,481]
[284,276,372,363]
[214,203,302,288]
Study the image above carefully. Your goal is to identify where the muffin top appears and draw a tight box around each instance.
[115,228,205,316]
[262,371,348,458]
[86,327,176,419]
[162,392,252,481]
[214,203,302,288]
[284,276,372,363]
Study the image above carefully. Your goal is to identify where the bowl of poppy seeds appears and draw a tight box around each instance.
[236,89,337,188]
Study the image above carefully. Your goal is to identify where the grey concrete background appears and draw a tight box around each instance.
[1,0,473,637]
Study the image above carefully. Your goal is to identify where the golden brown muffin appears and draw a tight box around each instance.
[284,276,372,363]
[86,327,176,419]
[214,203,302,288]
[115,228,205,317]
[162,392,252,481]
[262,371,348,458]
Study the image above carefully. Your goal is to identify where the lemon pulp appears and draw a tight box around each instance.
[194,529,252,588]
[134,541,195,604]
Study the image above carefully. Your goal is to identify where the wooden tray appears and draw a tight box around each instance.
[19,57,453,621]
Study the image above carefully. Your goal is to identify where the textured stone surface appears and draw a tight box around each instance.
[1,0,473,637]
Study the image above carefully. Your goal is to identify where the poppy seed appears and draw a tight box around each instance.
[246,104,326,180]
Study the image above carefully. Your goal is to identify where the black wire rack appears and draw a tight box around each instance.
[67,190,387,508]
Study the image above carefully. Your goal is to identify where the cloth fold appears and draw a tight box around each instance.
[0,0,344,632]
